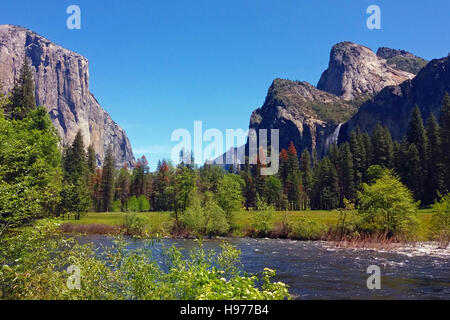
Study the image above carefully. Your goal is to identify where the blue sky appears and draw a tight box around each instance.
[2,0,449,170]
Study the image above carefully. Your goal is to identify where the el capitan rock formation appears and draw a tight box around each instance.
[0,24,135,167]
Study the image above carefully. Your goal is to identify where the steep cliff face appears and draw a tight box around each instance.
[249,79,356,157]
[317,42,415,100]
[0,25,135,167]
[339,55,450,143]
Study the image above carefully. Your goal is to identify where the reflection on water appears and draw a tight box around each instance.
[76,235,450,300]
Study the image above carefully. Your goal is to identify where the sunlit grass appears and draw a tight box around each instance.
[68,208,435,240]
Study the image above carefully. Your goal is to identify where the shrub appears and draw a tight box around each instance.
[251,198,273,237]
[123,212,146,236]
[334,200,361,239]
[126,196,139,212]
[290,218,327,240]
[182,192,206,236]
[0,220,290,300]
[357,169,419,238]
[431,194,450,248]
[182,191,229,237]
[205,196,229,236]
[137,195,150,212]
[112,200,122,212]
[216,174,244,223]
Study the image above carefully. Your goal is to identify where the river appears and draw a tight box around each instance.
[77,235,450,300]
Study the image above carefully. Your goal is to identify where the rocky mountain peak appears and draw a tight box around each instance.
[0,24,135,167]
[376,47,428,75]
[250,78,357,158]
[317,41,415,100]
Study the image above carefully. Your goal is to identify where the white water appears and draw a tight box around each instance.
[324,123,343,151]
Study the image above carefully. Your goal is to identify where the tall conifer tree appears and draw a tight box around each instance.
[426,114,443,204]
[439,93,450,192]
[100,146,116,212]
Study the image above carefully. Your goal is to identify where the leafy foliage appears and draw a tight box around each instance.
[430,194,450,248]
[0,107,62,234]
[357,170,418,238]
[0,220,290,300]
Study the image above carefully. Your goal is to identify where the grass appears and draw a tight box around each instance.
[62,209,435,241]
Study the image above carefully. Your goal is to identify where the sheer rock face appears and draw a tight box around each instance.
[317,42,415,100]
[339,56,450,143]
[0,25,135,167]
[249,79,356,157]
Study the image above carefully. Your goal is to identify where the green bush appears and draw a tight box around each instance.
[290,218,327,240]
[357,169,419,238]
[137,195,150,212]
[182,192,206,236]
[0,220,290,300]
[0,107,62,235]
[431,194,450,248]
[112,200,122,212]
[251,198,273,237]
[126,196,139,212]
[335,200,361,238]
[183,191,229,237]
[123,212,146,235]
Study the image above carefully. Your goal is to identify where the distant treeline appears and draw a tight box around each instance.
[69,94,450,217]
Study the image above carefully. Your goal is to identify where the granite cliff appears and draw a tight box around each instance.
[339,55,450,143]
[317,42,415,100]
[0,25,135,167]
[213,42,428,165]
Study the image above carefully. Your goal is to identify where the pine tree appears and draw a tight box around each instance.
[311,157,339,210]
[63,131,87,183]
[350,129,365,190]
[393,138,410,186]
[60,131,91,218]
[7,58,36,120]
[405,144,421,200]
[406,105,428,202]
[286,142,302,210]
[339,142,355,203]
[299,149,313,208]
[100,146,116,212]
[425,114,443,204]
[87,145,97,173]
[115,165,131,211]
[152,160,174,211]
[241,165,257,210]
[361,132,372,180]
[131,156,149,196]
[287,142,299,174]
[253,147,267,199]
[278,148,289,192]
[439,93,450,192]
[407,105,427,163]
[371,124,393,168]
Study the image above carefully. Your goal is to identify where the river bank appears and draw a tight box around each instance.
[59,209,436,242]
